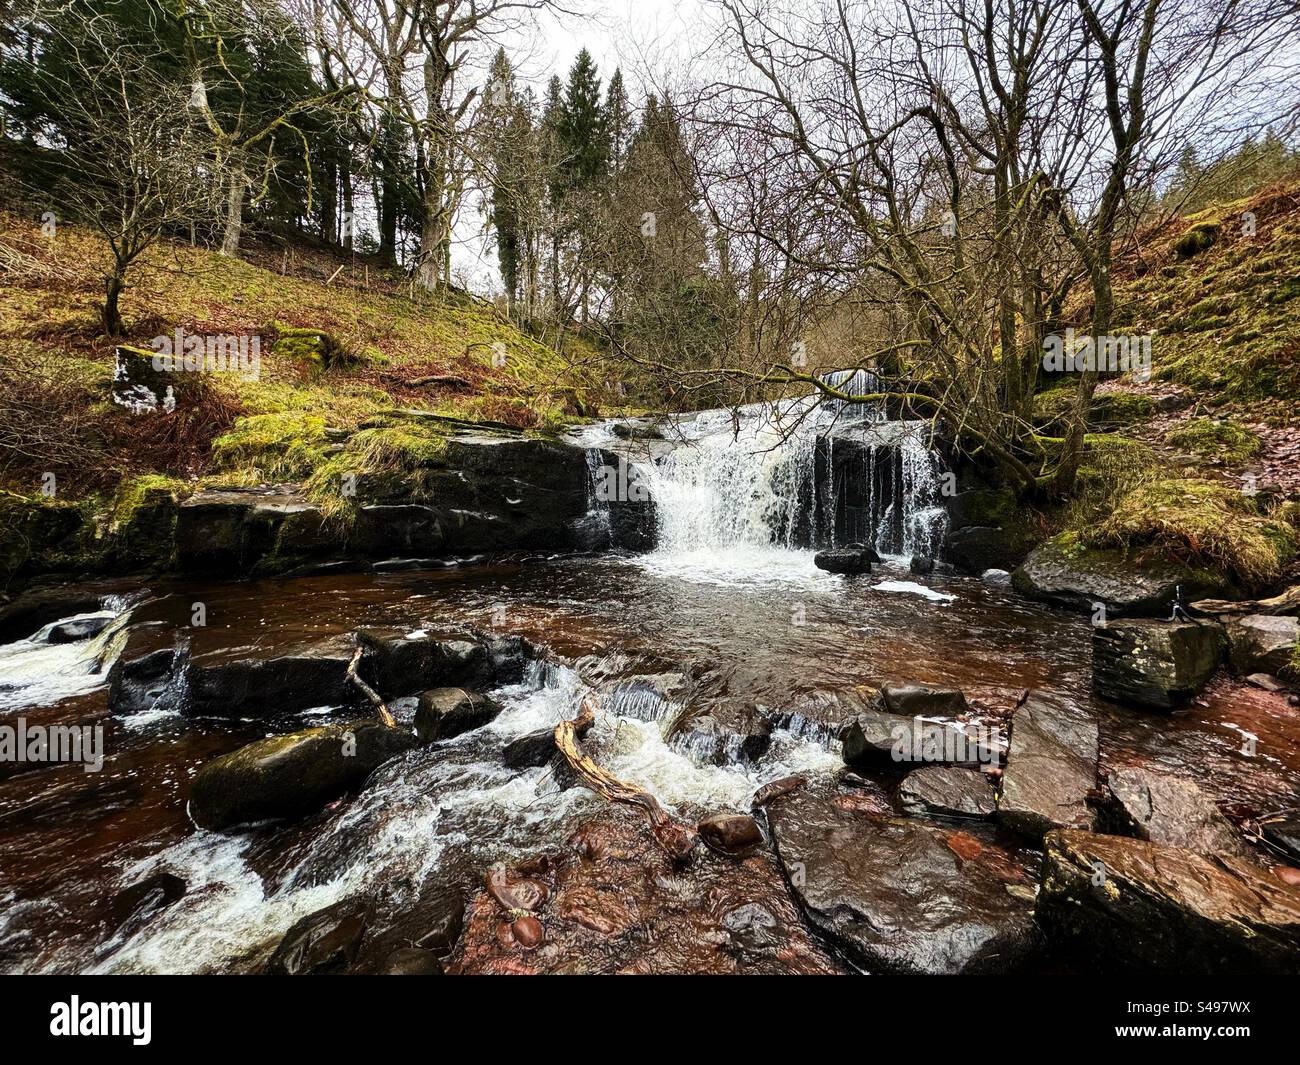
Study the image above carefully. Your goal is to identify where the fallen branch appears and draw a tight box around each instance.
[1191,585,1300,618]
[345,643,396,727]
[554,696,697,861]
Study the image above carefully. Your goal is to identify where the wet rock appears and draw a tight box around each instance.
[997,691,1098,839]
[1092,618,1225,708]
[945,526,1032,574]
[186,636,357,717]
[898,765,996,819]
[1038,829,1300,974]
[45,615,112,643]
[1012,538,1230,616]
[265,898,370,975]
[380,947,443,975]
[1226,614,1300,676]
[720,902,784,962]
[1261,815,1300,864]
[842,710,998,768]
[881,681,968,717]
[813,545,878,574]
[698,813,765,858]
[414,687,502,743]
[484,633,535,685]
[107,872,186,936]
[189,719,416,830]
[356,626,494,698]
[106,627,178,715]
[750,775,806,809]
[502,727,557,769]
[909,555,934,575]
[0,589,104,643]
[1245,673,1290,692]
[768,793,1040,974]
[176,485,329,573]
[981,568,1011,584]
[672,702,773,765]
[1103,767,1251,857]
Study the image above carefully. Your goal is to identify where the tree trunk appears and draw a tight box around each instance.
[103,269,125,337]
[220,169,247,258]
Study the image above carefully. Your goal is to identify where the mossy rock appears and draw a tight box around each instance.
[1174,222,1219,260]
[1165,417,1261,464]
[107,474,189,571]
[269,323,358,370]
[0,493,93,584]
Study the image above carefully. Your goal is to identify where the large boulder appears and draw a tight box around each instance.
[768,793,1040,974]
[813,545,878,575]
[189,719,416,830]
[1103,767,1251,858]
[413,687,501,743]
[1038,829,1300,974]
[1226,614,1299,676]
[898,765,996,819]
[997,691,1098,839]
[186,636,358,718]
[1092,618,1225,708]
[1012,538,1229,616]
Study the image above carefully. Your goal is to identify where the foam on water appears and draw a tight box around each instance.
[0,607,134,712]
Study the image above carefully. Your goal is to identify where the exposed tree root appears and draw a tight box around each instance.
[554,696,697,861]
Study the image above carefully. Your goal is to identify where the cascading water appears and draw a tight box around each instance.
[579,371,950,569]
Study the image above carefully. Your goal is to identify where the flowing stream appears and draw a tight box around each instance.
[1,395,1296,973]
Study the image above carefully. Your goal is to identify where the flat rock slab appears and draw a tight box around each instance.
[997,691,1098,839]
[189,719,416,830]
[1104,767,1252,858]
[768,792,1040,974]
[1012,539,1228,616]
[898,765,996,819]
[1038,829,1300,974]
[1092,618,1225,708]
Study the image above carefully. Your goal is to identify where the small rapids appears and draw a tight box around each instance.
[0,599,136,712]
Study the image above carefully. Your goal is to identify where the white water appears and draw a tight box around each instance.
[66,659,839,975]
[0,602,134,712]
[578,383,950,579]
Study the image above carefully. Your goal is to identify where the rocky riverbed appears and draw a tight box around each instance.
[1,546,1297,975]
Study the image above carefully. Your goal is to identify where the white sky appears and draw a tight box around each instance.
[451,0,706,292]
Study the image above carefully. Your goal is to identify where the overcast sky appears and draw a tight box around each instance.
[452,0,707,292]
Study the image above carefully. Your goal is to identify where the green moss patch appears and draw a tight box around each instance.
[212,411,330,480]
[1082,477,1296,590]
[1165,417,1261,464]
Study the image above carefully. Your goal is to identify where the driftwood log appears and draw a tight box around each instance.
[1191,585,1300,618]
[345,644,396,728]
[554,696,697,861]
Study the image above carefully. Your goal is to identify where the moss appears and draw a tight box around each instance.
[1174,222,1219,259]
[302,419,449,519]
[1082,477,1296,590]
[212,411,330,479]
[1165,417,1261,464]
[109,474,188,527]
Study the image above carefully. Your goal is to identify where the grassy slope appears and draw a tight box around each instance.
[1035,179,1300,594]
[0,211,611,502]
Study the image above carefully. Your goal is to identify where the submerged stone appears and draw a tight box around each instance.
[1102,767,1252,858]
[898,765,996,819]
[768,793,1039,974]
[997,691,1098,839]
[698,813,765,857]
